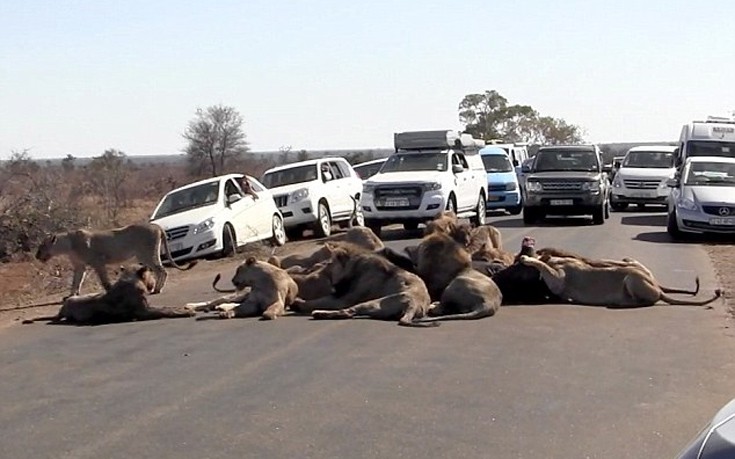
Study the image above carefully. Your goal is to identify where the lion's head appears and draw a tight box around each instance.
[118,263,157,294]
[230,257,277,290]
[35,234,58,262]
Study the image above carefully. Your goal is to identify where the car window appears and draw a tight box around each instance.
[333,160,352,178]
[452,154,468,169]
[225,179,242,198]
[246,177,265,192]
[262,164,319,187]
[328,161,346,179]
[320,162,336,182]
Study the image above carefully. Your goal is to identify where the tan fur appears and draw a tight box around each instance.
[294,243,435,327]
[286,261,333,300]
[519,255,721,308]
[272,227,383,269]
[35,223,197,296]
[417,268,503,322]
[188,257,298,320]
[425,212,506,262]
[468,225,504,252]
[414,226,473,301]
[23,264,195,325]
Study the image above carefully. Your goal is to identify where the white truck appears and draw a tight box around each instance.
[675,116,735,168]
[361,130,489,236]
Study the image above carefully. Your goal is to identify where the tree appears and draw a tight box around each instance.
[61,154,76,172]
[458,90,584,145]
[85,149,131,223]
[183,104,249,177]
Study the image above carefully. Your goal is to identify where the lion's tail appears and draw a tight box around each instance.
[414,308,497,323]
[212,273,237,293]
[156,224,198,271]
[659,288,722,306]
[660,276,700,296]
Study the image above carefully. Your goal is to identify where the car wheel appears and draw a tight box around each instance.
[637,203,646,210]
[446,195,457,215]
[403,221,419,231]
[592,205,605,225]
[367,220,382,238]
[522,207,538,225]
[271,214,286,247]
[667,210,684,240]
[313,201,332,238]
[611,201,628,211]
[221,223,236,257]
[470,193,487,227]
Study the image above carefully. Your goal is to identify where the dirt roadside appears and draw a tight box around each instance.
[704,244,735,318]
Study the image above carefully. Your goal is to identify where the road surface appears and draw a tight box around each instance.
[1,210,734,459]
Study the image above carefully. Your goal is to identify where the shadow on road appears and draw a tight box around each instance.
[633,231,677,244]
[379,228,422,241]
[620,214,667,227]
[490,216,595,229]
[635,230,735,245]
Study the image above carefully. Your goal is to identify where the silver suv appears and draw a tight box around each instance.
[521,145,611,225]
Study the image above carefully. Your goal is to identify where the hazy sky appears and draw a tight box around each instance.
[1,0,733,159]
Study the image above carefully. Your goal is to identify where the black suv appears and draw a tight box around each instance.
[521,145,611,225]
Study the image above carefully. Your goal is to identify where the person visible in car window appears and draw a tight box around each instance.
[239,176,259,200]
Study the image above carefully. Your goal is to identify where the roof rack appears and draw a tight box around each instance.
[393,130,484,152]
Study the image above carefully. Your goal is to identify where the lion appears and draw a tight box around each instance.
[187,257,298,320]
[424,211,506,263]
[272,227,384,269]
[413,223,474,301]
[518,254,722,308]
[35,222,197,297]
[22,264,195,325]
[281,260,334,301]
[415,268,503,322]
[291,243,436,327]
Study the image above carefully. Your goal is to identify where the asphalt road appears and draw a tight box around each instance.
[2,210,734,459]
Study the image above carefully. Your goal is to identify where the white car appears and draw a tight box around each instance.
[667,156,735,238]
[261,157,364,239]
[610,145,677,210]
[150,173,286,261]
[352,158,387,181]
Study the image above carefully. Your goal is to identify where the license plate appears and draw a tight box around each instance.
[488,195,501,202]
[550,199,573,206]
[631,191,655,198]
[169,242,184,252]
[384,198,409,207]
[709,217,735,226]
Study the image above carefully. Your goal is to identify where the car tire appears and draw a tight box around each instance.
[221,223,236,258]
[592,205,605,225]
[271,214,286,247]
[611,201,628,211]
[446,195,457,215]
[522,207,538,225]
[667,210,685,240]
[403,222,419,231]
[313,201,332,238]
[637,203,646,210]
[470,193,487,227]
[352,204,365,227]
[367,220,382,238]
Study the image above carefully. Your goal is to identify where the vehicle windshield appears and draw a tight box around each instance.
[381,152,447,172]
[685,162,735,186]
[153,181,220,219]
[262,164,318,188]
[623,151,675,168]
[354,162,385,179]
[533,149,599,172]
[482,154,513,173]
[686,141,735,158]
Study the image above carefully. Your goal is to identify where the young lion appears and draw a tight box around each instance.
[416,268,503,323]
[188,257,298,320]
[23,264,195,325]
[292,244,436,327]
[519,254,721,308]
[35,222,197,297]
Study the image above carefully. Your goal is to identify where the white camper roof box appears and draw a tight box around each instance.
[394,130,484,152]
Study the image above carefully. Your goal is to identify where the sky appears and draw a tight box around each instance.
[1,0,734,159]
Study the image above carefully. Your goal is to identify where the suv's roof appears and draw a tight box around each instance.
[263,156,347,174]
[627,145,678,153]
[168,173,244,193]
[538,145,597,152]
[353,158,387,167]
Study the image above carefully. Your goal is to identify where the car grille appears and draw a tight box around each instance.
[488,184,507,192]
[702,206,735,216]
[374,186,423,210]
[165,225,189,241]
[274,194,289,208]
[170,247,193,259]
[539,181,583,192]
[623,179,660,189]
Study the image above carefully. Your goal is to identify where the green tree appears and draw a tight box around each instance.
[183,104,249,177]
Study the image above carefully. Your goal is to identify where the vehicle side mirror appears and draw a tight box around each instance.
[613,160,621,169]
[521,164,531,173]
[452,164,464,174]
[666,178,680,188]
[602,164,613,174]
[227,194,242,205]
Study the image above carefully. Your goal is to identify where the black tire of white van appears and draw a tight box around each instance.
[610,201,628,211]
[469,193,487,227]
[313,201,332,238]
[221,223,237,258]
[366,220,382,238]
[592,204,605,225]
[507,195,523,215]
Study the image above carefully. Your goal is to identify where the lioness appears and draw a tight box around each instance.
[23,264,195,325]
[272,227,384,269]
[188,257,298,320]
[292,243,436,327]
[416,268,503,322]
[35,223,197,297]
[519,254,722,308]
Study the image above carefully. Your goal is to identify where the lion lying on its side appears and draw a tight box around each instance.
[188,257,298,320]
[519,254,721,308]
[290,243,436,327]
[270,227,384,269]
[23,264,195,325]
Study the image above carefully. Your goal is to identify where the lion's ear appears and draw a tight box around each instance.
[246,256,257,265]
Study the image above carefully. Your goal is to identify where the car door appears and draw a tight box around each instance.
[332,159,358,215]
[321,161,347,218]
[452,153,473,210]
[223,178,259,245]
[240,175,272,239]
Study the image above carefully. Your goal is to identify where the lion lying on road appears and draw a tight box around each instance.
[188,257,298,320]
[519,254,721,308]
[35,223,197,297]
[291,243,436,327]
[416,268,503,323]
[271,227,384,269]
[23,264,195,325]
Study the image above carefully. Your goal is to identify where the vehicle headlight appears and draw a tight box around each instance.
[363,183,376,193]
[613,176,623,188]
[505,182,517,191]
[582,181,600,192]
[677,198,698,211]
[290,188,309,203]
[526,181,543,193]
[193,217,215,235]
[422,182,442,191]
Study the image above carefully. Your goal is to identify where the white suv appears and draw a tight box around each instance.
[610,145,677,210]
[261,157,363,239]
[361,130,488,236]
[150,174,286,261]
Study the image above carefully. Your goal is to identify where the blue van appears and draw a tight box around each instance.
[479,146,522,214]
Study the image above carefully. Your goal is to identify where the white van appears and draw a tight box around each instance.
[610,145,677,210]
[361,130,488,236]
[676,116,735,168]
